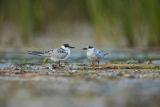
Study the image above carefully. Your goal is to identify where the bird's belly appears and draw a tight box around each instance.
[50,57,64,62]
[50,57,59,62]
[50,55,69,62]
[88,54,99,61]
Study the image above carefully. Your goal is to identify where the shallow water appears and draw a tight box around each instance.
[0,50,160,63]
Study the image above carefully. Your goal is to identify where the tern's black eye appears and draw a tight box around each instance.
[88,46,93,48]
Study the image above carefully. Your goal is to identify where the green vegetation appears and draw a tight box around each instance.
[43,57,49,64]
[0,0,160,47]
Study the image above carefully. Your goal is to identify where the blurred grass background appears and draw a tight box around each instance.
[0,0,160,49]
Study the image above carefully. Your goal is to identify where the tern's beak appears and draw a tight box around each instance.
[69,46,75,48]
[82,48,87,50]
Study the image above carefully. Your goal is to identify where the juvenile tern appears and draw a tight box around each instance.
[28,44,75,65]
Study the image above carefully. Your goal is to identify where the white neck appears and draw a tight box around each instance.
[88,48,94,52]
[87,48,94,55]
[61,46,65,49]
[61,45,71,59]
[61,46,70,53]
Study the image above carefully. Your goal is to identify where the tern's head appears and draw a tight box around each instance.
[83,46,94,50]
[61,44,75,49]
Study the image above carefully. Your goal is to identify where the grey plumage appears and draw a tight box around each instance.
[83,46,108,64]
[93,48,107,58]
[28,44,74,63]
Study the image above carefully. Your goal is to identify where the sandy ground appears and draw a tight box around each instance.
[0,64,160,107]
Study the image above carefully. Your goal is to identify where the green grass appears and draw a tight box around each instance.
[0,0,160,47]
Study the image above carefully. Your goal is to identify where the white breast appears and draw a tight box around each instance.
[87,48,98,61]
[50,47,71,62]
[63,48,71,60]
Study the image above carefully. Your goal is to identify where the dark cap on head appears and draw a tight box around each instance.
[63,44,70,47]
[88,46,93,48]
[63,44,75,48]
[82,45,93,50]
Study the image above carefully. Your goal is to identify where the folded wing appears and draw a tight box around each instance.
[52,48,68,59]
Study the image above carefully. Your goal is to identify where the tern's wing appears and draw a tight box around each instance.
[94,48,107,57]
[52,48,68,59]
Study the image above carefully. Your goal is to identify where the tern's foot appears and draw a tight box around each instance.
[63,61,69,65]
[53,64,63,69]
[52,63,65,69]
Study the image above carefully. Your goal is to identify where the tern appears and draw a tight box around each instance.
[83,46,108,65]
[28,44,75,65]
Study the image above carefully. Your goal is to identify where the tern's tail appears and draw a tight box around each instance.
[28,51,44,56]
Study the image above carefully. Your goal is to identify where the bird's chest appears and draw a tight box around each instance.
[87,51,98,60]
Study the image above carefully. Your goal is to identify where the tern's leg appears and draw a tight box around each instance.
[59,61,61,66]
[97,60,100,65]
[91,61,95,66]
[97,60,101,69]
[62,60,69,65]
[51,61,61,69]
[56,61,61,67]
[91,61,96,69]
